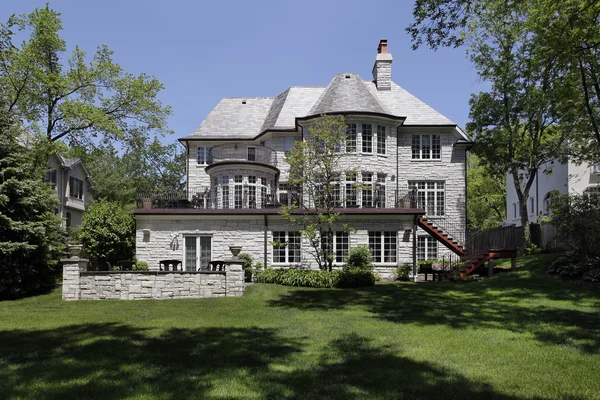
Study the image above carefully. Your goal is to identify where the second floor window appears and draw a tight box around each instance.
[44,170,57,189]
[234,175,243,209]
[69,177,84,200]
[284,137,295,155]
[221,176,229,209]
[410,181,445,216]
[362,124,373,153]
[197,146,213,165]
[377,125,386,154]
[412,135,441,159]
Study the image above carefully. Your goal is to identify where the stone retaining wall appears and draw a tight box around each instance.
[62,256,244,301]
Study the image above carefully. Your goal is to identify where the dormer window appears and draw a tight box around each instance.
[197,146,213,165]
[247,146,256,162]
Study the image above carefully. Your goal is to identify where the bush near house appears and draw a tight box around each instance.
[256,268,375,288]
[345,245,374,270]
[79,200,135,270]
[547,193,600,281]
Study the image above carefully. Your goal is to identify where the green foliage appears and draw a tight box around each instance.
[133,262,149,272]
[551,193,600,262]
[467,154,505,229]
[79,200,135,269]
[68,140,185,206]
[280,115,354,271]
[238,253,254,282]
[0,4,172,148]
[345,246,373,271]
[546,193,600,281]
[394,263,413,281]
[0,111,65,299]
[255,268,375,288]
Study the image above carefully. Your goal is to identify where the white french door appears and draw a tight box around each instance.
[184,236,212,271]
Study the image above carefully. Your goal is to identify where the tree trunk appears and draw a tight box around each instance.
[519,201,531,247]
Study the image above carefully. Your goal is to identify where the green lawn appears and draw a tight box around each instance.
[1,254,599,400]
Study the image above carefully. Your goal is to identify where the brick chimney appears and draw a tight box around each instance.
[372,39,393,90]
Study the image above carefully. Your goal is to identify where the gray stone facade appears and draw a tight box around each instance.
[62,256,244,301]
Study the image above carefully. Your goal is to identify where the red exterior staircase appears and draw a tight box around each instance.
[417,216,517,278]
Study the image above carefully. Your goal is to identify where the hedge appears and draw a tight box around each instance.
[255,267,375,288]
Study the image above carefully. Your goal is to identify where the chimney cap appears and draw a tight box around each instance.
[377,39,388,54]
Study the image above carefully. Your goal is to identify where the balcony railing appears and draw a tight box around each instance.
[136,186,418,210]
[207,144,278,167]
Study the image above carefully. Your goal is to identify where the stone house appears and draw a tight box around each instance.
[134,39,472,279]
[47,154,93,227]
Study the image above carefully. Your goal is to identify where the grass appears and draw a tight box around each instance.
[1,253,599,399]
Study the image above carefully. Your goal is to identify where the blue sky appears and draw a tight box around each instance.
[1,0,484,146]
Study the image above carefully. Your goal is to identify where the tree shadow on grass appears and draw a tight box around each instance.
[259,333,569,400]
[0,324,564,399]
[0,323,302,400]
[268,271,600,355]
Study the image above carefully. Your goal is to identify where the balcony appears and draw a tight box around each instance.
[207,144,278,167]
[136,186,419,211]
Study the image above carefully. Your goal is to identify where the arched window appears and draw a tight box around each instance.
[66,212,71,227]
[543,191,559,215]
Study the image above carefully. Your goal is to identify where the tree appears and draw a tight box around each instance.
[79,199,135,269]
[466,153,505,230]
[280,115,355,271]
[68,138,185,207]
[0,4,172,150]
[0,107,64,299]
[409,1,570,244]
[408,0,600,163]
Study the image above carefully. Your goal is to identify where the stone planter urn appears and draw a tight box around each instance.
[229,245,242,258]
[68,245,83,258]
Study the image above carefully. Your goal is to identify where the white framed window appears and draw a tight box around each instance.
[345,172,357,207]
[361,172,373,208]
[513,202,519,218]
[368,231,397,263]
[362,124,373,153]
[411,135,441,160]
[197,146,213,165]
[376,173,386,208]
[409,181,445,216]
[234,175,243,209]
[284,137,295,155]
[221,176,229,209]
[529,197,535,215]
[247,146,256,162]
[69,177,84,200]
[321,231,350,263]
[45,169,57,189]
[346,124,357,152]
[248,176,257,208]
[260,177,267,208]
[272,231,301,264]
[377,125,386,154]
[184,235,212,271]
[417,236,438,261]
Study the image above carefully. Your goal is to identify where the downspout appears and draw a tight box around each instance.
[264,215,268,268]
[396,126,399,202]
[413,215,418,282]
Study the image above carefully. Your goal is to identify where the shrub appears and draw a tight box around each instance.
[345,245,373,270]
[79,200,135,270]
[238,253,254,282]
[256,267,375,288]
[133,261,149,271]
[394,263,412,281]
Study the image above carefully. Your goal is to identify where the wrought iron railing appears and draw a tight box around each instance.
[136,186,419,210]
[207,144,278,167]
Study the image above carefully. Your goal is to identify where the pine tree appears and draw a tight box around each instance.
[0,110,65,299]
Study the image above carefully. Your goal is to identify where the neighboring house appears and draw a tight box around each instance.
[506,160,600,226]
[134,40,475,279]
[47,154,93,228]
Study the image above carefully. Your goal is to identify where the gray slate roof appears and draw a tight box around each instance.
[308,73,388,116]
[181,73,456,140]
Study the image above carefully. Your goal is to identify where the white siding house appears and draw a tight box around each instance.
[134,40,472,278]
[506,160,600,226]
[47,154,93,228]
